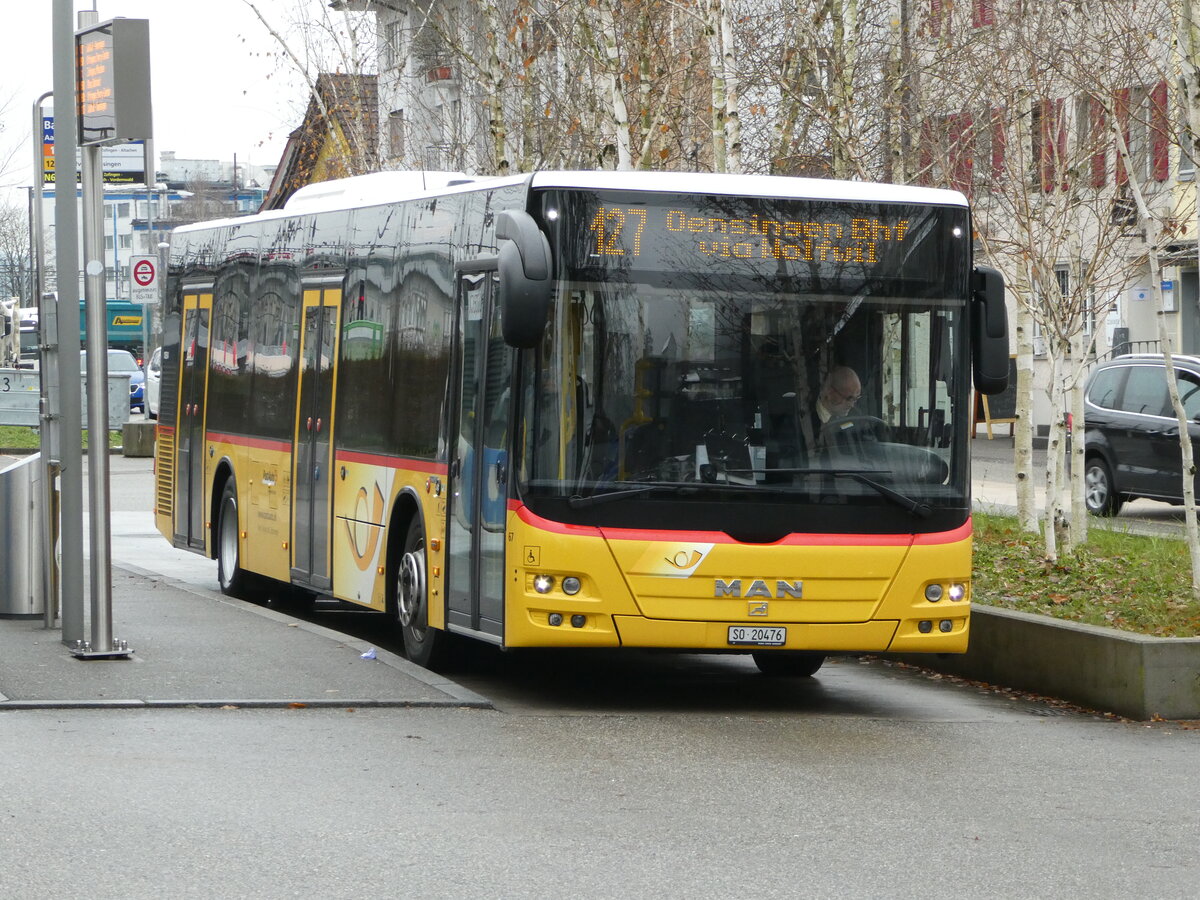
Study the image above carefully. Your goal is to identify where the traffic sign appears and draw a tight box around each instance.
[130,255,158,304]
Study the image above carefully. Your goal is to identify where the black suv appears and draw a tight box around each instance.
[1082,354,1200,515]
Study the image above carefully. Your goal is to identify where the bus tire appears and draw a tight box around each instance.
[395,519,448,668]
[751,651,826,677]
[216,478,249,597]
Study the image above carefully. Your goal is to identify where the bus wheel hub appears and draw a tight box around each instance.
[398,550,425,628]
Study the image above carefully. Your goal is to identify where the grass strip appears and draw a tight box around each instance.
[974,511,1200,637]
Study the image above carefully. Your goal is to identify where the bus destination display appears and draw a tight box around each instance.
[591,206,912,266]
[561,192,965,289]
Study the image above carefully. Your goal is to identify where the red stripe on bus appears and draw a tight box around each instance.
[206,432,292,453]
[335,450,447,474]
[512,502,971,546]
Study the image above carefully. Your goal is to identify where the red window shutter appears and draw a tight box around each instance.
[973,0,995,27]
[991,107,1007,180]
[930,0,945,37]
[1039,99,1055,192]
[1090,98,1107,188]
[918,118,934,186]
[949,113,974,194]
[1114,88,1130,186]
[1055,99,1068,189]
[1150,80,1169,181]
[1038,99,1067,192]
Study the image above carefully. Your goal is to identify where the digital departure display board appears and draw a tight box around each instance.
[75,18,152,147]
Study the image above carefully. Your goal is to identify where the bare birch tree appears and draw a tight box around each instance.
[247,0,382,176]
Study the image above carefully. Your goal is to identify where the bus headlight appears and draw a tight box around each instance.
[924,583,944,602]
[533,574,554,594]
[948,582,966,602]
[562,577,581,595]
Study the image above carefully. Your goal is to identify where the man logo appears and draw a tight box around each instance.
[714,579,803,599]
[748,601,769,616]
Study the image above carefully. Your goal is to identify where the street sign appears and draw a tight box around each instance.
[42,115,146,184]
[130,255,158,304]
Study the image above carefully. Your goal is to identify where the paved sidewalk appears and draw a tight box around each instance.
[0,562,489,710]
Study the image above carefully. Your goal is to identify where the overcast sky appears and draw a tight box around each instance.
[0,1,333,205]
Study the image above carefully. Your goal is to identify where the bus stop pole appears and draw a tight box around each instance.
[80,140,120,656]
[75,7,129,659]
[51,0,85,645]
[31,90,60,630]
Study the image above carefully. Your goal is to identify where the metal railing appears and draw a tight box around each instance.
[1096,339,1162,363]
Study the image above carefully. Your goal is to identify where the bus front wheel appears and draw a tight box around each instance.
[395,520,447,668]
[216,478,248,597]
[751,651,826,677]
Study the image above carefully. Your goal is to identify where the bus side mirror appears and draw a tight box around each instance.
[971,266,1009,395]
[497,209,553,349]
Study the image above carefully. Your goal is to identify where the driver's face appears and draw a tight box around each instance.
[826,377,861,416]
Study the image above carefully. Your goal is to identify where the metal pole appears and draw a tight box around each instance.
[52,0,85,645]
[81,141,125,658]
[143,138,154,361]
[31,90,60,630]
[75,7,129,659]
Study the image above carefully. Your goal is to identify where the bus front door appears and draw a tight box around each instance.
[291,283,342,590]
[447,271,510,641]
[175,292,212,551]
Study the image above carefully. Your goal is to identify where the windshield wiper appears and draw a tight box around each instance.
[567,481,708,508]
[790,468,933,519]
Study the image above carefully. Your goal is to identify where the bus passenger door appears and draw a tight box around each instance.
[447,271,511,641]
[175,291,212,551]
[291,282,342,590]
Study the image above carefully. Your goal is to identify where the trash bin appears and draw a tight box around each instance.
[0,453,45,617]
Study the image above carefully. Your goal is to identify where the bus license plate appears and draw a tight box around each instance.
[728,625,786,647]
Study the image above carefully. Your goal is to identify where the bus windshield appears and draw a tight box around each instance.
[518,190,972,532]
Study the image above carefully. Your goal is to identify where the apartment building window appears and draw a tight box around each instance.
[1057,264,1096,337]
[388,109,405,159]
[382,16,405,71]
[1180,105,1196,181]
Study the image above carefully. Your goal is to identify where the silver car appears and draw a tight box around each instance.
[146,347,162,420]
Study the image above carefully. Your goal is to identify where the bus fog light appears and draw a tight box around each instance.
[562,577,581,595]
[548,612,563,627]
[918,620,933,633]
[924,584,943,602]
[939,619,953,633]
[948,583,966,602]
[570,614,586,628]
[533,574,554,594]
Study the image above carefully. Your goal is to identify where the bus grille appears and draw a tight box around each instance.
[155,428,174,518]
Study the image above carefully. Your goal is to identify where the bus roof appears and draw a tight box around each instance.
[528,170,968,207]
[171,169,968,236]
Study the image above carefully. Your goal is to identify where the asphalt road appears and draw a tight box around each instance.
[1,449,1197,898]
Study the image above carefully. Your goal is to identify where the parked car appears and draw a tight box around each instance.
[145,347,161,419]
[81,349,145,412]
[1082,354,1200,515]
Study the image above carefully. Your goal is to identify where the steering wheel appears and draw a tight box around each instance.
[819,414,888,442]
[818,415,889,461]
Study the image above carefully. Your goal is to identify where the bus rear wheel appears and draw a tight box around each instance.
[216,478,248,597]
[751,651,826,677]
[395,520,448,668]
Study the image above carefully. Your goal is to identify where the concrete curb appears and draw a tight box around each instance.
[893,605,1200,720]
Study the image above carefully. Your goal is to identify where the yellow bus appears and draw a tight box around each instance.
[154,170,1008,676]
